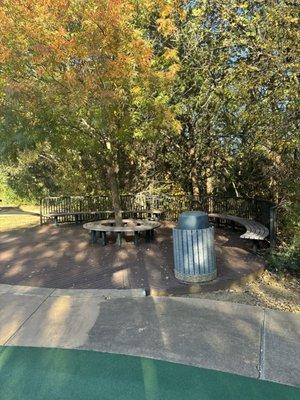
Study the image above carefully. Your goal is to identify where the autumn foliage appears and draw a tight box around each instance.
[0,0,299,254]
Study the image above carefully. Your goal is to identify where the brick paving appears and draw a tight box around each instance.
[0,222,265,293]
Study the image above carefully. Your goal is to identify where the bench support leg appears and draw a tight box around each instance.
[134,232,139,245]
[91,230,97,244]
[145,230,151,242]
[102,232,107,246]
[252,240,258,252]
[117,233,122,246]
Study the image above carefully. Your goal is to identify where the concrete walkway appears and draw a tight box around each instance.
[0,284,299,388]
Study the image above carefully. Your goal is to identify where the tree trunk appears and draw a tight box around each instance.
[191,164,200,197]
[107,165,122,226]
[189,142,200,198]
[205,165,214,196]
[106,141,122,226]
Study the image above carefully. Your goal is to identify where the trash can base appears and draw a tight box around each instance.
[175,270,217,283]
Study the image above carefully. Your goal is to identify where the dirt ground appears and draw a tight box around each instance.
[187,270,300,314]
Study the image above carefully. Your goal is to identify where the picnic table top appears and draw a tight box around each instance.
[83,219,160,233]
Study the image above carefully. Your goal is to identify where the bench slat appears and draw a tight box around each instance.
[209,213,269,241]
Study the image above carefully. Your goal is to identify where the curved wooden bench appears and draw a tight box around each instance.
[44,211,115,225]
[209,213,269,251]
[44,210,162,225]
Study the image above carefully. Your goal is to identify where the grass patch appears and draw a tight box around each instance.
[0,205,40,232]
[0,215,40,232]
[19,204,40,214]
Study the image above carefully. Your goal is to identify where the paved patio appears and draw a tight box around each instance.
[0,285,299,388]
[0,222,265,294]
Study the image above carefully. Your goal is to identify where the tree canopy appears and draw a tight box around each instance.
[0,0,299,254]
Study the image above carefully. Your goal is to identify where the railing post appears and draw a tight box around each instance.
[39,198,43,225]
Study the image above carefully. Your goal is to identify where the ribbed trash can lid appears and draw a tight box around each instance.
[177,211,209,230]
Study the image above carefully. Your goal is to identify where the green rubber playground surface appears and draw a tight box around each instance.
[0,346,298,400]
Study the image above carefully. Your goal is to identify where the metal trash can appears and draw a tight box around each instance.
[173,211,217,283]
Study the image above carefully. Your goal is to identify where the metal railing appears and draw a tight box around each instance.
[40,194,277,246]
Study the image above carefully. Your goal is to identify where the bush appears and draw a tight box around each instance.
[0,170,25,205]
[268,231,300,277]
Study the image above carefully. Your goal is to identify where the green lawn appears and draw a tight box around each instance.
[0,215,40,232]
[0,346,298,400]
[0,205,40,232]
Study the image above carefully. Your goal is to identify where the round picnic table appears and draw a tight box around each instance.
[83,219,161,246]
